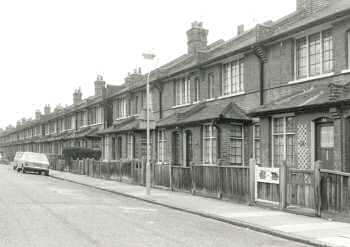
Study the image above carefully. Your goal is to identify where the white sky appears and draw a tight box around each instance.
[0,0,296,129]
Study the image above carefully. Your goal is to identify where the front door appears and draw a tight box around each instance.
[315,120,334,169]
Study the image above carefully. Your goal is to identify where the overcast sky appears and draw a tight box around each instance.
[0,0,295,129]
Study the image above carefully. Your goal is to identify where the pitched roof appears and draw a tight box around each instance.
[157,99,250,127]
[250,82,350,116]
[97,115,156,135]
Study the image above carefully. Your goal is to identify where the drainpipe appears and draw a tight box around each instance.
[259,59,264,106]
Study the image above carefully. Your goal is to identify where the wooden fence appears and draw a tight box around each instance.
[50,158,350,218]
[320,169,350,214]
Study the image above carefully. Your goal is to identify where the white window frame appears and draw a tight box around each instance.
[271,116,295,167]
[294,29,333,81]
[253,124,261,165]
[229,124,244,165]
[202,124,217,165]
[222,59,244,97]
[175,78,191,106]
[127,133,134,160]
[157,129,167,163]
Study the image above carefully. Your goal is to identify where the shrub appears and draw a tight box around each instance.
[62,147,101,161]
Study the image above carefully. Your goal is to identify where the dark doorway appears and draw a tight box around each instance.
[315,119,334,169]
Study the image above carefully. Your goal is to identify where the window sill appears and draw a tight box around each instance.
[192,101,200,105]
[205,98,215,102]
[218,92,245,100]
[288,72,334,85]
[172,103,191,109]
[341,69,350,75]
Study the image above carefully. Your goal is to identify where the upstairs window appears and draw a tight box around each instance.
[222,59,244,96]
[194,78,200,102]
[116,98,127,119]
[175,78,190,106]
[295,29,333,80]
[208,73,215,99]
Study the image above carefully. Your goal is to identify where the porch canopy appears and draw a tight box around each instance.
[97,116,156,135]
[65,126,100,140]
[157,99,250,128]
[250,82,350,116]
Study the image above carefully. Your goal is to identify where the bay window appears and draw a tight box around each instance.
[203,125,217,164]
[295,29,333,80]
[253,125,261,164]
[272,117,295,167]
[157,129,167,163]
[222,59,244,96]
[127,133,134,160]
[230,125,243,165]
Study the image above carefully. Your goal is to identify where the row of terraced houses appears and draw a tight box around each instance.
[1,0,350,215]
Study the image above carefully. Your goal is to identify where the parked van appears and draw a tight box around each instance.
[16,152,49,176]
[12,152,23,170]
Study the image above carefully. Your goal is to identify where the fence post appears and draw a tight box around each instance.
[191,164,196,195]
[169,162,173,191]
[217,160,222,199]
[280,160,287,210]
[249,158,256,205]
[314,160,322,217]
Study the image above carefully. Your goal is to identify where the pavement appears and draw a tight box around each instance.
[48,168,350,247]
[0,165,310,247]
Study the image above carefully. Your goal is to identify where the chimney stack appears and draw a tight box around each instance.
[237,24,244,35]
[35,110,41,120]
[73,89,83,105]
[94,75,106,97]
[44,104,51,115]
[186,21,208,54]
[296,0,334,13]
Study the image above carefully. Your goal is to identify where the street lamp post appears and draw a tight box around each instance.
[142,52,156,196]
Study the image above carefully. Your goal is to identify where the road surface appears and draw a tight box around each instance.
[0,165,310,247]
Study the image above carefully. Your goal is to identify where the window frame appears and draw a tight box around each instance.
[253,124,261,165]
[222,59,244,97]
[294,29,333,80]
[202,124,217,165]
[229,124,244,165]
[271,116,296,167]
[157,129,167,163]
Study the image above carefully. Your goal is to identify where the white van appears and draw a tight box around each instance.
[17,152,49,176]
[12,152,23,170]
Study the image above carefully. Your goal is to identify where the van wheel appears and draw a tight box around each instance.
[45,171,49,176]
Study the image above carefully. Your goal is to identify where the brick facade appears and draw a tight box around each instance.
[1,0,350,173]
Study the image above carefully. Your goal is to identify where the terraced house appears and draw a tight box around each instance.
[0,76,108,160]
[1,0,350,216]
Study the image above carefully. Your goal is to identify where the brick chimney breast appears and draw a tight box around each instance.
[94,75,106,97]
[44,104,51,115]
[237,24,244,35]
[186,21,208,54]
[35,110,41,120]
[73,89,82,105]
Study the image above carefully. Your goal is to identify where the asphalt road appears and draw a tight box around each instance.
[0,165,310,247]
